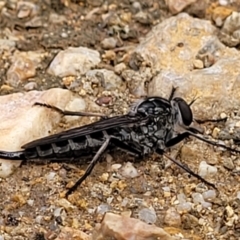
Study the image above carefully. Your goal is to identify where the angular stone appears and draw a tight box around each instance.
[55,226,90,240]
[47,47,100,77]
[92,212,174,240]
[132,13,240,119]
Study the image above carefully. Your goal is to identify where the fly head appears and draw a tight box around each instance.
[165,97,203,147]
[172,97,193,126]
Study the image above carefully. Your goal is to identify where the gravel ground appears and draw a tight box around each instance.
[0,1,240,240]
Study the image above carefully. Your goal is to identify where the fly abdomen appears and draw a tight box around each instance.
[36,145,54,157]
[52,141,70,154]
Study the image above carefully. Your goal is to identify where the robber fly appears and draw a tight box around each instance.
[0,89,239,196]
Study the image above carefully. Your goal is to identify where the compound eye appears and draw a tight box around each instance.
[173,97,193,126]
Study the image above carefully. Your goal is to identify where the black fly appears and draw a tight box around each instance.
[0,89,239,196]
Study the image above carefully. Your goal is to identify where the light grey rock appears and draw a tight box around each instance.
[0,88,86,178]
[47,47,101,77]
[101,37,117,49]
[192,193,212,208]
[96,204,111,215]
[138,207,157,224]
[24,82,37,91]
[132,13,240,119]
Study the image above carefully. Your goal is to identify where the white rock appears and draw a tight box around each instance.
[47,47,100,77]
[198,161,218,178]
[120,162,139,178]
[0,88,84,178]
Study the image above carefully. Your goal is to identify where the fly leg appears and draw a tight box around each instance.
[187,131,240,154]
[66,134,111,197]
[195,117,227,124]
[111,138,142,158]
[156,149,217,189]
[34,102,107,118]
[168,86,178,101]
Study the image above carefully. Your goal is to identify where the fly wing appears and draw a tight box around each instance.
[22,114,147,149]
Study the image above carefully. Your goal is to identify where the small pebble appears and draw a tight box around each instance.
[212,127,220,139]
[192,193,212,208]
[114,63,127,74]
[177,193,187,204]
[220,112,227,119]
[223,158,235,170]
[164,207,181,227]
[57,199,75,212]
[225,205,234,218]
[24,82,37,91]
[202,190,216,202]
[35,215,43,224]
[53,208,63,217]
[27,199,34,206]
[99,172,109,182]
[193,59,204,69]
[237,191,240,200]
[95,96,112,106]
[138,208,157,224]
[120,162,139,178]
[177,202,192,213]
[132,1,142,11]
[96,204,111,215]
[111,164,122,171]
[46,172,56,181]
[61,32,68,38]
[121,197,129,207]
[219,0,229,5]
[101,37,117,49]
[162,186,171,198]
[235,121,240,127]
[198,161,218,178]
